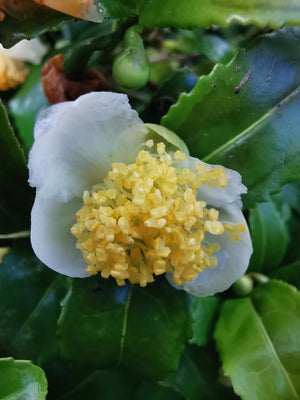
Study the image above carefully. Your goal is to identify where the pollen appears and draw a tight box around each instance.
[71,143,245,287]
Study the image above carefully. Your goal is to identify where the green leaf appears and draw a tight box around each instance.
[99,0,136,20]
[164,30,233,64]
[164,344,238,400]
[0,358,47,400]
[13,275,69,365]
[9,65,49,150]
[0,239,67,365]
[249,200,289,272]
[162,27,300,208]
[58,369,137,400]
[137,0,300,29]
[215,280,300,400]
[0,6,72,48]
[58,277,190,379]
[189,296,220,346]
[136,381,184,400]
[0,101,34,233]
[281,182,300,214]
[270,260,300,289]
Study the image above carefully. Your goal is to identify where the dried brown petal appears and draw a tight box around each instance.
[33,0,101,21]
[41,54,109,104]
[0,0,40,20]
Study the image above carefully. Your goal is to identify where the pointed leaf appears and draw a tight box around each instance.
[162,27,300,208]
[215,280,300,400]
[138,0,300,29]
[0,101,34,233]
[0,358,47,400]
[58,277,190,379]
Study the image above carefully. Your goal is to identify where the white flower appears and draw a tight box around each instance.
[28,92,252,297]
[0,38,47,65]
[0,38,47,91]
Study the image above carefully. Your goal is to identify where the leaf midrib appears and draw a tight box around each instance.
[250,300,299,400]
[118,285,133,367]
[203,83,300,162]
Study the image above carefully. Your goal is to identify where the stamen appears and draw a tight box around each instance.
[71,143,245,287]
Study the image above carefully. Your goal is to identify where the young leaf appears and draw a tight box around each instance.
[138,0,300,29]
[58,277,190,379]
[0,101,34,233]
[9,65,49,150]
[162,27,300,208]
[0,358,47,400]
[249,200,289,272]
[215,280,300,400]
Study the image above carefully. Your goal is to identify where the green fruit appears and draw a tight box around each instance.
[113,26,150,89]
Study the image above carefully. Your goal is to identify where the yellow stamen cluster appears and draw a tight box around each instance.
[71,143,245,287]
[0,53,28,91]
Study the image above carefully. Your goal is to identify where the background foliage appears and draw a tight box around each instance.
[0,1,299,399]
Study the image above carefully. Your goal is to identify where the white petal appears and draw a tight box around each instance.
[0,38,47,64]
[31,195,89,277]
[166,206,252,297]
[185,156,247,208]
[28,92,147,201]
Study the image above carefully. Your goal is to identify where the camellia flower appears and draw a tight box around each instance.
[28,92,252,297]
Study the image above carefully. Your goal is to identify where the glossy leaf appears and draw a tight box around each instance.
[162,27,300,208]
[164,30,233,64]
[270,260,300,289]
[58,277,190,379]
[215,280,300,400]
[9,65,49,150]
[98,0,136,20]
[0,358,47,400]
[249,200,289,272]
[0,239,67,365]
[0,5,72,48]
[164,344,238,400]
[189,296,220,346]
[137,0,300,29]
[58,369,137,400]
[0,101,34,233]
[136,381,184,400]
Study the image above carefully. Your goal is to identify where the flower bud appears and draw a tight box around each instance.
[233,275,254,297]
[113,26,150,90]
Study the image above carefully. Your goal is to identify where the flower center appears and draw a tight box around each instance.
[71,142,245,287]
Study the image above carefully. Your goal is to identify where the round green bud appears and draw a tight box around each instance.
[233,275,254,297]
[113,26,150,90]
